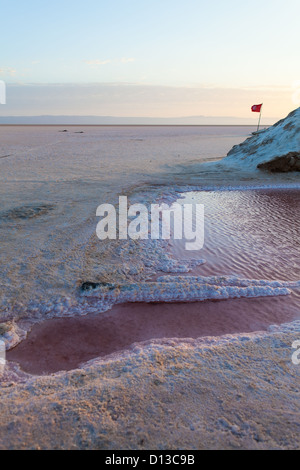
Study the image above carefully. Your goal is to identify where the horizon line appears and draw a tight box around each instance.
[0,124,270,127]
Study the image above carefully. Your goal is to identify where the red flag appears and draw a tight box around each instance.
[251,104,263,113]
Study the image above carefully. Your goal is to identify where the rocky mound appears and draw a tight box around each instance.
[222,107,300,171]
[257,152,300,172]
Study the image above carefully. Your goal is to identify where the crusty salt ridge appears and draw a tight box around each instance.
[220,107,300,170]
[0,322,27,350]
[81,275,300,306]
[1,321,300,450]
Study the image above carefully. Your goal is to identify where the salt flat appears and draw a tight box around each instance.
[0,114,300,449]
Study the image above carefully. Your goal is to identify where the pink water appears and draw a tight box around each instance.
[173,189,300,282]
[168,188,300,322]
[7,188,300,375]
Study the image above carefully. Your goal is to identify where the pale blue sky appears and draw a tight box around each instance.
[1,0,299,119]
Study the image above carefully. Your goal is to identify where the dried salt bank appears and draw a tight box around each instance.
[0,108,300,450]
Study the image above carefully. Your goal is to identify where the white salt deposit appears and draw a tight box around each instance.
[219,107,300,170]
[81,275,298,307]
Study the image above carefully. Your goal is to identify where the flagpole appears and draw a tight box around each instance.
[257,104,263,132]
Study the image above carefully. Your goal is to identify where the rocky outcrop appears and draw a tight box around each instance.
[257,151,300,172]
[222,107,300,170]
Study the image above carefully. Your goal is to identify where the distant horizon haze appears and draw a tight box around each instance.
[0,82,296,125]
[0,114,273,126]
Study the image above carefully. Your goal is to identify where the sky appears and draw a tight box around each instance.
[0,0,300,122]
